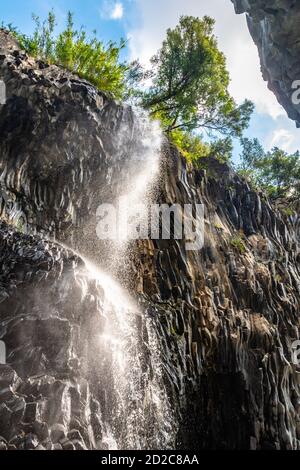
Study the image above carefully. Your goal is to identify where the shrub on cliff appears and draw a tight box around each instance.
[7,11,128,100]
[170,130,233,165]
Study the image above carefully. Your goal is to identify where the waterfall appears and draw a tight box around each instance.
[77,259,176,450]
[93,107,163,273]
[62,109,177,450]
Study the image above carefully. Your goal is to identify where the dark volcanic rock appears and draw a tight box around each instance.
[0,221,110,449]
[0,29,143,244]
[0,30,300,450]
[134,149,300,449]
[231,0,300,126]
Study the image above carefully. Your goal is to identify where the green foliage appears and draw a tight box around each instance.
[170,325,184,339]
[138,16,253,137]
[15,218,26,234]
[239,138,300,199]
[239,137,264,168]
[209,137,233,162]
[4,12,255,170]
[230,235,246,254]
[170,129,210,161]
[214,222,223,230]
[7,11,128,100]
[169,129,233,165]
[280,207,295,218]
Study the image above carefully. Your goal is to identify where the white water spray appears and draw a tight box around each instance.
[95,108,163,269]
[63,109,176,449]
[76,257,175,450]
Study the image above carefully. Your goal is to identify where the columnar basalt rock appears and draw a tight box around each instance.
[0,29,138,240]
[0,222,106,450]
[0,30,300,450]
[231,0,300,126]
[135,149,300,449]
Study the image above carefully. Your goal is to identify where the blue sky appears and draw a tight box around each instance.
[0,0,135,46]
[1,0,300,162]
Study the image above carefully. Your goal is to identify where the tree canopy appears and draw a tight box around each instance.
[4,10,300,201]
[139,16,253,138]
[4,11,258,168]
[239,137,300,199]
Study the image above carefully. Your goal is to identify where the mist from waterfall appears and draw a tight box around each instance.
[79,259,176,450]
[64,108,177,450]
[95,107,163,275]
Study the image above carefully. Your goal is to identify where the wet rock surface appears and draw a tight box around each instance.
[231,0,300,126]
[0,29,144,242]
[0,31,300,449]
[0,220,175,450]
[135,150,300,449]
[0,222,110,450]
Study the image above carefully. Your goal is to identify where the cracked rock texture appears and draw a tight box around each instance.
[231,0,300,126]
[137,152,300,449]
[0,29,146,245]
[0,30,300,450]
[0,225,98,450]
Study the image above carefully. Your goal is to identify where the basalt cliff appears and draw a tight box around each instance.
[0,28,300,451]
[231,0,300,126]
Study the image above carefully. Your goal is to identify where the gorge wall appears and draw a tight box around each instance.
[0,29,300,450]
[231,0,300,126]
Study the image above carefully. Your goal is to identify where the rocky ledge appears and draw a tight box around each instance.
[0,29,143,241]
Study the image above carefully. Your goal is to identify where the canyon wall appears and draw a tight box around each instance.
[0,29,300,450]
[138,150,300,449]
[231,0,300,126]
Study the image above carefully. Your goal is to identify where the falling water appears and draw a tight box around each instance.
[94,107,163,274]
[63,109,177,449]
[76,258,176,450]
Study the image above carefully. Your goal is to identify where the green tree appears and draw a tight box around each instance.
[140,16,253,136]
[239,137,264,169]
[239,137,300,199]
[209,137,233,162]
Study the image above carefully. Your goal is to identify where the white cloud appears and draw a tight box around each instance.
[101,1,124,20]
[128,0,285,119]
[111,2,124,19]
[268,128,297,152]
